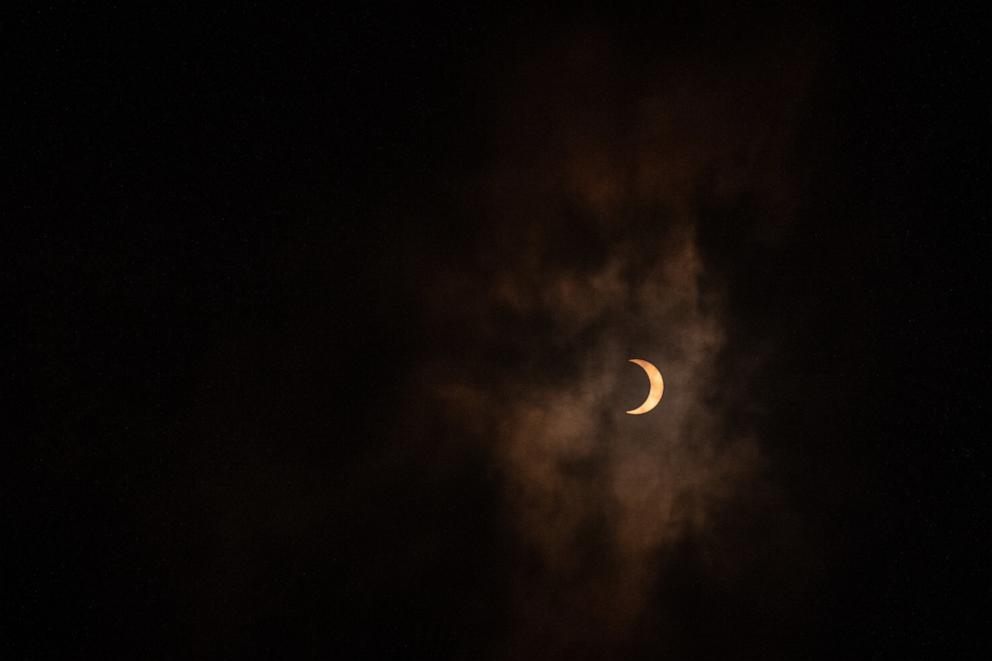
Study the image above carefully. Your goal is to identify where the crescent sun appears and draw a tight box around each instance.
[626,359,664,415]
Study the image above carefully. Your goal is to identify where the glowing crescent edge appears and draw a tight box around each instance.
[626,359,664,415]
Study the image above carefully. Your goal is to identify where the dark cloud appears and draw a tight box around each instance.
[398,22,826,657]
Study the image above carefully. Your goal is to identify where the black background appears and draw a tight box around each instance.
[7,3,988,659]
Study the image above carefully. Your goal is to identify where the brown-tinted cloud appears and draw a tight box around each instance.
[402,22,824,658]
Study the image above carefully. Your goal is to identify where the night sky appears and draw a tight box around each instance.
[8,3,988,659]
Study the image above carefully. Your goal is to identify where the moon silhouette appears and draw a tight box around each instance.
[626,359,664,415]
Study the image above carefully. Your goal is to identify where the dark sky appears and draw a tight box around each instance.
[8,3,988,659]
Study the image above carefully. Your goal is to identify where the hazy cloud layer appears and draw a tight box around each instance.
[408,27,820,656]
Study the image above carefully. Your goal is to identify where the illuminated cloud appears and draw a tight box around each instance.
[404,24,821,657]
